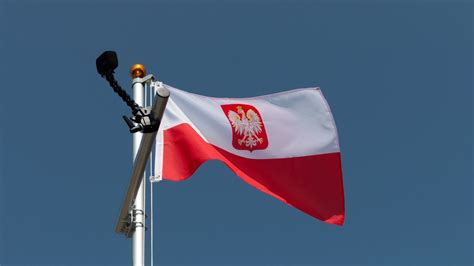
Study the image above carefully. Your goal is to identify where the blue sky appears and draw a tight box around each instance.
[0,1,472,265]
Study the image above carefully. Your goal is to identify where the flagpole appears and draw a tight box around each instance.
[131,64,146,266]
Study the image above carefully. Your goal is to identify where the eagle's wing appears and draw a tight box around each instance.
[227,110,245,135]
[246,109,263,135]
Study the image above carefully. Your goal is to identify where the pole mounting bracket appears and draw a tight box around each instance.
[121,207,146,238]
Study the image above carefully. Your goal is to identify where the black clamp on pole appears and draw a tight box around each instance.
[95,50,159,134]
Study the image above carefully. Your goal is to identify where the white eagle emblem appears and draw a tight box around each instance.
[227,106,264,149]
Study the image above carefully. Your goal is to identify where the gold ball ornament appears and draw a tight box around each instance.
[130,64,146,79]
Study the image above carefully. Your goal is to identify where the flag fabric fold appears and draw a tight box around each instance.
[153,84,345,225]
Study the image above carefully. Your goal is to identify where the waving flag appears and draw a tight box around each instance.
[153,84,345,225]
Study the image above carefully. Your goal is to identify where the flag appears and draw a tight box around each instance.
[153,84,345,225]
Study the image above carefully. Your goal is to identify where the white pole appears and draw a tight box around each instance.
[132,71,146,266]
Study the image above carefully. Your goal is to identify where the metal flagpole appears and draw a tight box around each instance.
[131,64,146,266]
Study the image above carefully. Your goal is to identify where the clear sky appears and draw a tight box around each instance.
[0,1,472,265]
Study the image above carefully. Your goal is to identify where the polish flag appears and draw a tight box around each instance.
[153,84,345,225]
